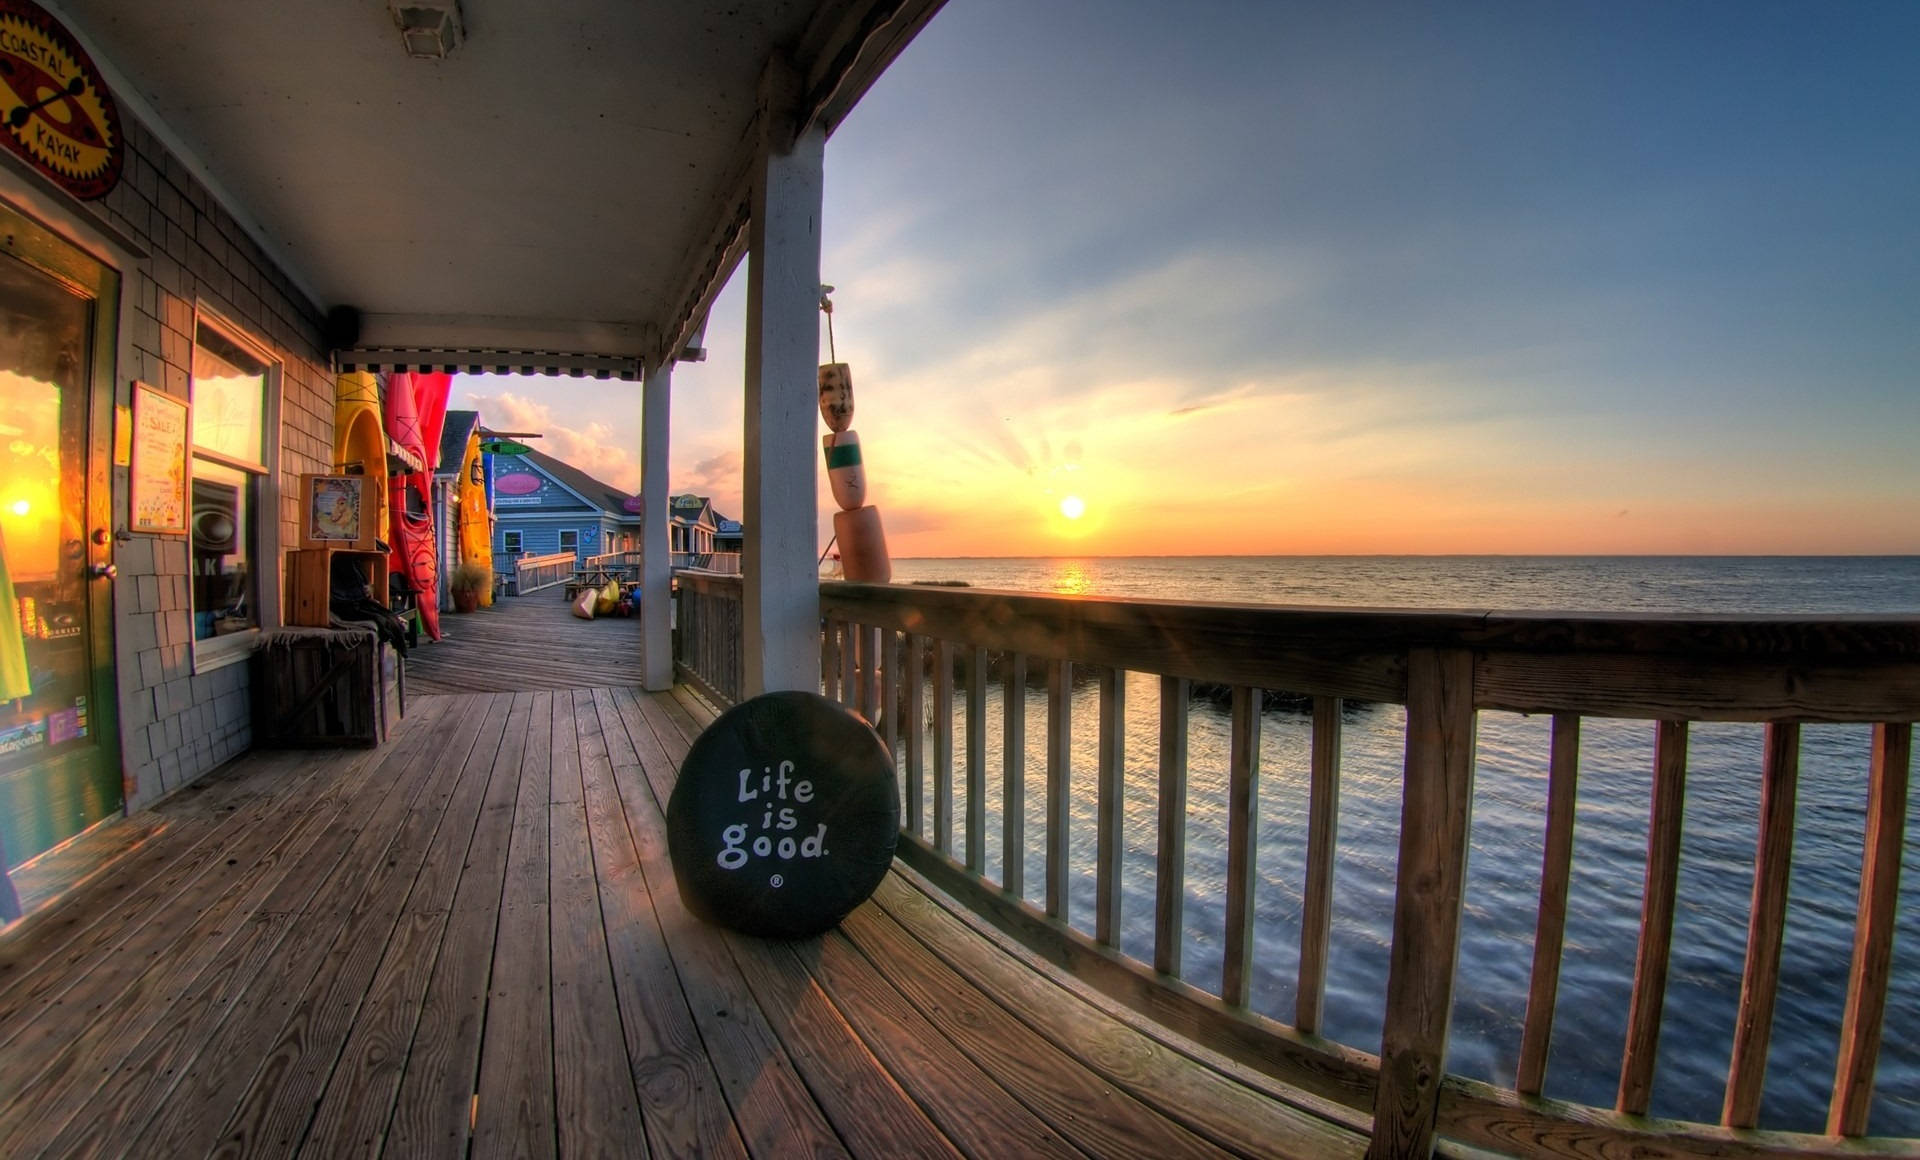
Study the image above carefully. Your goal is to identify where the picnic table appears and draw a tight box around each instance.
[563,566,640,603]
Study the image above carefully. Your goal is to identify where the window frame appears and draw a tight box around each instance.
[187,307,282,673]
[559,529,578,554]
[503,530,522,554]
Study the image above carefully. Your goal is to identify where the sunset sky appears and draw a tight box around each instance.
[456,1,1920,557]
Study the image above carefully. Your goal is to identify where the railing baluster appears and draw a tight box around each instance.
[1723,721,1800,1127]
[1046,658,1072,922]
[1829,721,1912,1136]
[1517,713,1581,1096]
[881,629,901,768]
[840,620,859,708]
[966,646,988,873]
[821,618,839,700]
[1003,652,1028,897]
[934,638,955,855]
[1370,648,1477,1160]
[1296,694,1343,1034]
[1155,676,1189,978]
[906,634,925,839]
[1617,719,1689,1117]
[862,626,883,725]
[1096,666,1127,948]
[1222,685,1261,1007]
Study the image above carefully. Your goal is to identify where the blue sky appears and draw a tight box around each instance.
[456,0,1920,555]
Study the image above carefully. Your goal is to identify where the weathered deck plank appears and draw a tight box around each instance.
[0,681,1393,1160]
[405,592,647,695]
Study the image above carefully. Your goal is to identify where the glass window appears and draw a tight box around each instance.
[559,530,578,554]
[190,321,272,643]
[503,531,521,554]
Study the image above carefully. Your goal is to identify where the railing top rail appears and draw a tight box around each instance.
[515,550,577,568]
[821,581,1920,659]
[820,581,1920,721]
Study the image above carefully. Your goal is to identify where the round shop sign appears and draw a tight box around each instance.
[0,0,123,199]
[667,691,899,939]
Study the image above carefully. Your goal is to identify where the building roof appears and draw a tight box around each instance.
[670,494,716,529]
[512,448,640,520]
[434,411,481,478]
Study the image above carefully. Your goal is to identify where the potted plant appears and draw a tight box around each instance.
[448,561,489,613]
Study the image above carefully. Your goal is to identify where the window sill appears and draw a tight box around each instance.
[191,628,261,675]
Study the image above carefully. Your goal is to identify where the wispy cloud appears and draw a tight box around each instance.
[461,389,642,494]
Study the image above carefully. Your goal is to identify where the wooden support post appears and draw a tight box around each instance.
[906,634,925,839]
[1003,653,1028,897]
[639,358,672,690]
[1297,695,1342,1034]
[934,639,955,854]
[1829,722,1912,1136]
[1095,666,1126,948]
[1517,713,1580,1096]
[966,646,987,873]
[741,59,824,696]
[1617,719,1689,1117]
[1047,658,1072,922]
[1155,675,1189,978]
[1370,649,1476,1160]
[1723,722,1799,1127]
[1222,685,1262,1007]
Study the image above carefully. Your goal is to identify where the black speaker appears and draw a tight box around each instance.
[323,304,362,351]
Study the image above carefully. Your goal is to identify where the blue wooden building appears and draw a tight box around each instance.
[489,449,641,564]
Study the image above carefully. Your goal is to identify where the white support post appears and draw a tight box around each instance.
[742,61,824,697]
[640,357,674,690]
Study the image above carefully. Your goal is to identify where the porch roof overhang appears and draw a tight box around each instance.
[45,0,943,374]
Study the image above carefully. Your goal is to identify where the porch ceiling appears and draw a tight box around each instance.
[49,0,940,367]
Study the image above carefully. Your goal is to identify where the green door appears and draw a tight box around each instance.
[0,200,123,886]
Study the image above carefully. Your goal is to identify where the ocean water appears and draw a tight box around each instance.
[884,556,1920,1135]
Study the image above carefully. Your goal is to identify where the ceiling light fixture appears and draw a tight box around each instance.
[390,1,464,59]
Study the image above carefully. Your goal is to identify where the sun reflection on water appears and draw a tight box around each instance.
[1048,559,1094,596]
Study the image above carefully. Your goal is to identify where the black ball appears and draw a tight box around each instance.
[667,691,899,939]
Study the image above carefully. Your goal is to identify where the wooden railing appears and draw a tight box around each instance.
[583,549,642,573]
[504,550,575,596]
[671,551,742,575]
[814,581,1920,1159]
[674,571,743,707]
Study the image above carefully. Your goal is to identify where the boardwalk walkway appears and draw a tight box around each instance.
[0,682,1367,1158]
[405,588,646,695]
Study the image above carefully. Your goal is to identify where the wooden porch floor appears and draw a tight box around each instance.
[405,590,646,696]
[0,683,1366,1159]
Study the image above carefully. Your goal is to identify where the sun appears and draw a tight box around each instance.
[1059,495,1086,520]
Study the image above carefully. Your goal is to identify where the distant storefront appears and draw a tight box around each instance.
[490,449,640,564]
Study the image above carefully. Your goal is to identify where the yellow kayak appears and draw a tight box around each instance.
[455,427,493,606]
[333,371,388,543]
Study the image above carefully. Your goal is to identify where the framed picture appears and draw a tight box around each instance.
[300,474,378,550]
[130,381,189,534]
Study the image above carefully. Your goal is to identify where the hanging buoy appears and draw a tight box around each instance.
[667,691,900,938]
[825,429,866,510]
[818,308,892,582]
[818,362,854,433]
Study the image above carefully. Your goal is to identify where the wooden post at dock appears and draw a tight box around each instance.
[640,357,673,690]
[1370,648,1477,1160]
[740,57,824,696]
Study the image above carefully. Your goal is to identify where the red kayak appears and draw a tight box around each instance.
[385,372,452,641]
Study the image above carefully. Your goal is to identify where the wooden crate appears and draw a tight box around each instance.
[286,548,389,628]
[252,627,398,748]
